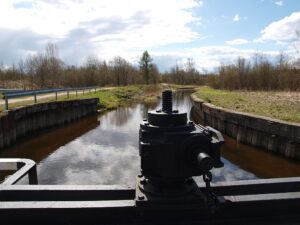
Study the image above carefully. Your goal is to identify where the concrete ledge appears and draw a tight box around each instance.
[0,98,99,150]
[191,94,300,161]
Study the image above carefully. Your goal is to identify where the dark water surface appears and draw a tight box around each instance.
[1,90,300,185]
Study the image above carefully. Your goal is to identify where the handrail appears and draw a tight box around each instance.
[0,158,38,185]
[2,86,99,110]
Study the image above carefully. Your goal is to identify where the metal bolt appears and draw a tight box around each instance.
[138,195,145,200]
[140,178,147,185]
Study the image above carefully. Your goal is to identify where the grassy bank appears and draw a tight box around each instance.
[64,85,162,110]
[195,86,300,123]
[1,85,163,112]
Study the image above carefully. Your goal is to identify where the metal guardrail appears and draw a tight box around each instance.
[0,158,38,185]
[2,86,99,110]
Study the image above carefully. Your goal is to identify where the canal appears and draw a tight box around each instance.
[1,90,300,185]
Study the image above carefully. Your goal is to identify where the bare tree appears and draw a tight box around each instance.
[110,56,131,86]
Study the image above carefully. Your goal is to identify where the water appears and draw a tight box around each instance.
[1,90,300,185]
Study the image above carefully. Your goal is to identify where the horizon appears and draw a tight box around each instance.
[0,0,300,72]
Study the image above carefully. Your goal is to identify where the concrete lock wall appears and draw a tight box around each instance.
[191,94,300,161]
[0,98,99,150]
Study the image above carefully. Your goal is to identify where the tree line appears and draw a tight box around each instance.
[0,44,159,89]
[0,43,299,91]
[161,53,300,91]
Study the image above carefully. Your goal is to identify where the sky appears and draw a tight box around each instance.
[0,0,300,72]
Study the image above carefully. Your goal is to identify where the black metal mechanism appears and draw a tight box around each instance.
[136,90,224,211]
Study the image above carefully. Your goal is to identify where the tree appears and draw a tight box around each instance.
[110,56,131,86]
[139,51,153,84]
[45,43,64,87]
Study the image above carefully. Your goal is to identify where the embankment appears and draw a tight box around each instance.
[191,94,300,161]
[0,98,99,150]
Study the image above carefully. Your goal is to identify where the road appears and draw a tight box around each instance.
[0,88,113,107]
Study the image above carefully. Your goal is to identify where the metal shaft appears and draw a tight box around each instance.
[162,90,172,113]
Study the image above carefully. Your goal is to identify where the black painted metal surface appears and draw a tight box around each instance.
[0,178,300,224]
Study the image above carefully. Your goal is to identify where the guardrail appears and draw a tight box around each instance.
[2,86,99,110]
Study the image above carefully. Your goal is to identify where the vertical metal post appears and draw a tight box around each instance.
[28,164,38,185]
[34,94,37,103]
[55,92,58,100]
[5,97,8,110]
[16,162,37,184]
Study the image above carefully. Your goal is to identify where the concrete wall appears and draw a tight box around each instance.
[0,98,99,150]
[191,94,300,161]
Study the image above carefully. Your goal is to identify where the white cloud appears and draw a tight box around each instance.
[232,13,247,22]
[233,14,240,21]
[0,0,203,65]
[226,38,249,45]
[256,12,300,43]
[152,46,283,72]
[275,1,283,6]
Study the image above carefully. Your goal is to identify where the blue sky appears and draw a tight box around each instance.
[0,0,299,71]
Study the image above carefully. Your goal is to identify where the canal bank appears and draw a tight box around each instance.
[191,94,300,161]
[0,98,99,150]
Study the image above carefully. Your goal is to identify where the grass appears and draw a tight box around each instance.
[195,86,300,123]
[0,85,163,112]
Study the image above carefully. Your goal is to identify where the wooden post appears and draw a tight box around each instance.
[67,91,69,99]
[55,92,58,100]
[34,94,37,103]
[76,90,78,96]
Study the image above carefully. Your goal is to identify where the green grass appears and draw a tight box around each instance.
[195,86,300,123]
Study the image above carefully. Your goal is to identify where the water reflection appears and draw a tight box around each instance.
[0,116,99,163]
[1,90,300,185]
[221,135,300,178]
[0,115,99,183]
[35,103,159,185]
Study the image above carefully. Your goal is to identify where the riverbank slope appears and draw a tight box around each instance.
[194,86,300,123]
[191,88,300,161]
